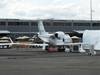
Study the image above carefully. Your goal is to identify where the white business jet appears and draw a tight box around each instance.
[37,20,83,52]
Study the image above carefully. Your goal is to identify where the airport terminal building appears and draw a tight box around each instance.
[0,19,100,37]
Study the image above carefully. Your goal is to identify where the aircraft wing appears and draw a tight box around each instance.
[12,43,48,46]
[65,42,82,46]
[54,42,82,46]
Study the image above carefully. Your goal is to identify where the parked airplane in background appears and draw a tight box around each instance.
[82,30,100,55]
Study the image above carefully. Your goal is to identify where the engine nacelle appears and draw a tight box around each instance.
[54,31,65,39]
[49,31,72,45]
[63,34,72,43]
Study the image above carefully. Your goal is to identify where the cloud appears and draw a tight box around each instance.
[0,0,8,8]
[0,0,100,20]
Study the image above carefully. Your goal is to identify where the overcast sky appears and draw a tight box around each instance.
[0,0,100,20]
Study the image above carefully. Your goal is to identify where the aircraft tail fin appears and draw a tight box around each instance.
[38,20,48,35]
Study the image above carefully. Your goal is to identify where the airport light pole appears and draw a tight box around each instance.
[90,0,93,29]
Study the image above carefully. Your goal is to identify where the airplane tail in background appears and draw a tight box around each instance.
[38,20,48,35]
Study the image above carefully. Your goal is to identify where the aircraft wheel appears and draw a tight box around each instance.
[87,52,96,56]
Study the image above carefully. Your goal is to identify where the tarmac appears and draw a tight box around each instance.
[0,48,100,75]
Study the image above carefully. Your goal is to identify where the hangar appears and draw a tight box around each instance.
[0,19,100,37]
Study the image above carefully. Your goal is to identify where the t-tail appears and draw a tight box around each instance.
[37,20,49,49]
[38,20,48,35]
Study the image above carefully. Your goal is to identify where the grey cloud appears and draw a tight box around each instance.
[0,0,100,20]
[0,0,8,8]
[13,6,79,19]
